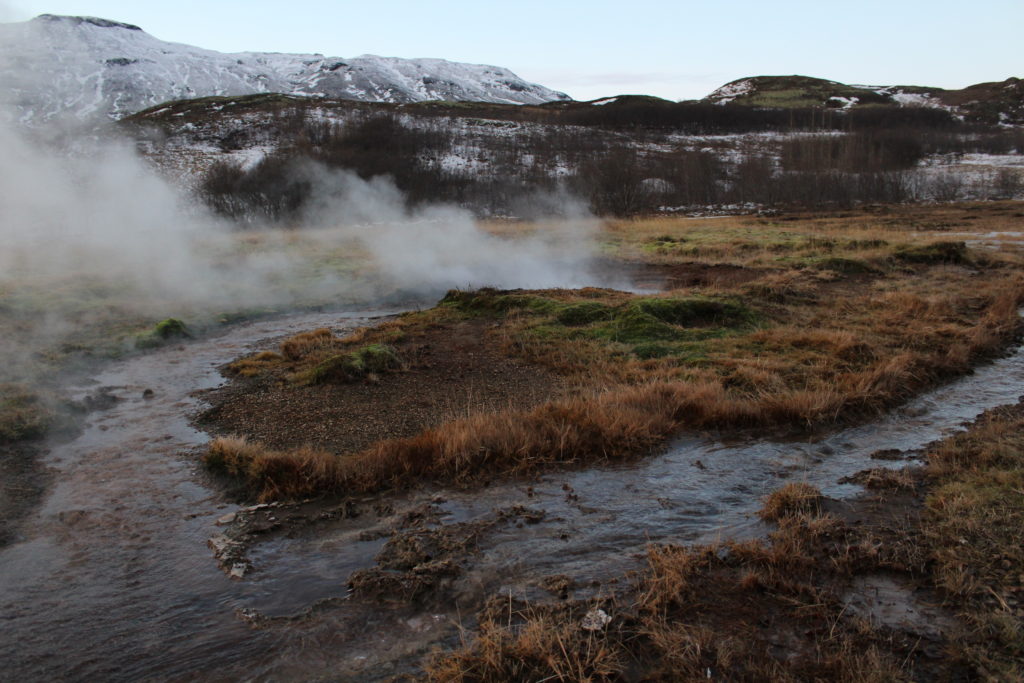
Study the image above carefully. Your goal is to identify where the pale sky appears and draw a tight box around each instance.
[2,0,1021,101]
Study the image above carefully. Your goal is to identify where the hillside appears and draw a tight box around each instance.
[0,14,569,125]
[706,75,1024,124]
[120,92,1024,219]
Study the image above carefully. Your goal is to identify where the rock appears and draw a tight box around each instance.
[581,608,612,631]
[216,512,237,526]
[229,563,247,579]
[208,534,230,554]
[142,389,155,399]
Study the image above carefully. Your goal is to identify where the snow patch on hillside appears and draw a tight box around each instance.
[707,79,755,105]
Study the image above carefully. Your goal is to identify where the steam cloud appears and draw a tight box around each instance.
[0,118,598,315]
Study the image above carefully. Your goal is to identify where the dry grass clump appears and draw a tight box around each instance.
[205,435,342,501]
[279,327,336,360]
[226,350,284,377]
[427,608,628,682]
[758,482,825,521]
[0,383,58,442]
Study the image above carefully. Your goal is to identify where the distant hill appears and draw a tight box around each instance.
[704,75,1024,125]
[0,14,570,125]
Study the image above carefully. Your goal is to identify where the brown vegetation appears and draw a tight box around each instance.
[758,482,824,521]
[426,399,1024,680]
[923,404,1024,677]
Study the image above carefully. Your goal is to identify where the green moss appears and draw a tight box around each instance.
[632,342,674,359]
[440,288,559,316]
[135,318,191,349]
[297,344,402,385]
[633,297,752,327]
[602,308,680,344]
[555,302,613,326]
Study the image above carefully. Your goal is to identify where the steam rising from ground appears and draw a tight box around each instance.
[0,120,597,315]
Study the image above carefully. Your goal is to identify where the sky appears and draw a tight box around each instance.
[1,0,1021,101]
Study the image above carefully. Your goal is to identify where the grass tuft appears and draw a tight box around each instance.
[758,482,824,521]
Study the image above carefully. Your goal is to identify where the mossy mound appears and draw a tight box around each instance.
[135,318,191,349]
[633,297,751,327]
[297,344,402,385]
[555,302,614,326]
[440,288,558,315]
[893,241,969,265]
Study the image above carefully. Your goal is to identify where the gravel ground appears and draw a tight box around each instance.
[196,319,562,455]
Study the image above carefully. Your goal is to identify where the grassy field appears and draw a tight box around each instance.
[203,202,1024,501]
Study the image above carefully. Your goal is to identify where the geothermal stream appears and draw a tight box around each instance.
[2,307,1024,680]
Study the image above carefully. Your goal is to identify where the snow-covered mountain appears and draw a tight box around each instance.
[0,14,570,125]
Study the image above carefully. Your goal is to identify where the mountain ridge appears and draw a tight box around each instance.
[0,14,570,125]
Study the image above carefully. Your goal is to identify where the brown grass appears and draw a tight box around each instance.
[205,435,342,501]
[758,482,825,521]
[279,327,336,360]
[922,404,1024,677]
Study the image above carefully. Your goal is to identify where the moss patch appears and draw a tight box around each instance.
[135,318,191,349]
[295,344,403,385]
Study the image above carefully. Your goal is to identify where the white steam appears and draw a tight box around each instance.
[299,164,597,293]
[0,119,599,316]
